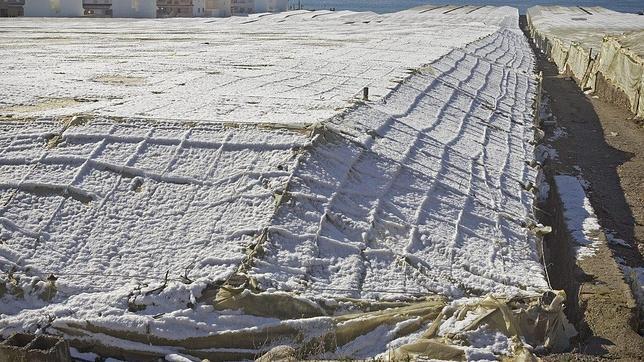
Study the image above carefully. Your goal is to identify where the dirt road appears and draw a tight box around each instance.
[520,16,644,361]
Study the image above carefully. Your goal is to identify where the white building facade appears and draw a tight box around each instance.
[83,0,112,16]
[204,0,229,17]
[24,0,83,16]
[232,0,285,15]
[254,0,285,13]
[229,0,249,15]
[24,0,282,17]
[157,0,208,17]
[112,0,155,17]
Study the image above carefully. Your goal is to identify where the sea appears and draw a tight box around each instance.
[296,1,644,14]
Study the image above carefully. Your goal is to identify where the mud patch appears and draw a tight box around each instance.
[0,98,81,115]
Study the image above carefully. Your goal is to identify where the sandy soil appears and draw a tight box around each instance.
[520,16,644,361]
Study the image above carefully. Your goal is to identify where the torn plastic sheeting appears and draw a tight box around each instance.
[52,296,447,361]
[388,292,576,361]
[389,339,466,361]
[213,277,448,343]
[46,287,575,361]
[214,284,328,319]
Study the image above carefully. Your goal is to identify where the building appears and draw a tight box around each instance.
[24,0,84,16]
[157,0,204,17]
[232,0,286,15]
[229,0,250,15]
[254,0,285,13]
[267,0,287,12]
[204,0,228,17]
[8,0,283,17]
[0,0,25,17]
[112,0,156,17]
[83,0,111,16]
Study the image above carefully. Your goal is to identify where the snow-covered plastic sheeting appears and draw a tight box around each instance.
[389,292,575,361]
[51,294,573,360]
[526,6,644,118]
[0,118,311,318]
[249,28,548,301]
[1,7,519,124]
[0,7,564,361]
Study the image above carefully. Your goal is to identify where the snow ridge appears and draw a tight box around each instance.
[251,28,548,300]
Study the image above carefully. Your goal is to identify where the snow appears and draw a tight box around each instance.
[548,127,567,141]
[3,7,513,124]
[0,6,549,360]
[164,353,200,362]
[554,175,602,259]
[536,144,558,161]
[319,323,397,359]
[432,300,514,361]
[322,311,514,360]
[69,347,100,361]
[439,309,482,336]
[0,119,307,334]
[463,325,512,361]
[251,26,548,300]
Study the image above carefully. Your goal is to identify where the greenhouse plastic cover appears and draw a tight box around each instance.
[0,6,564,360]
[527,6,644,118]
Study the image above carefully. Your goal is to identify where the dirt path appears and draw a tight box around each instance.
[519,16,643,361]
[539,55,644,268]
